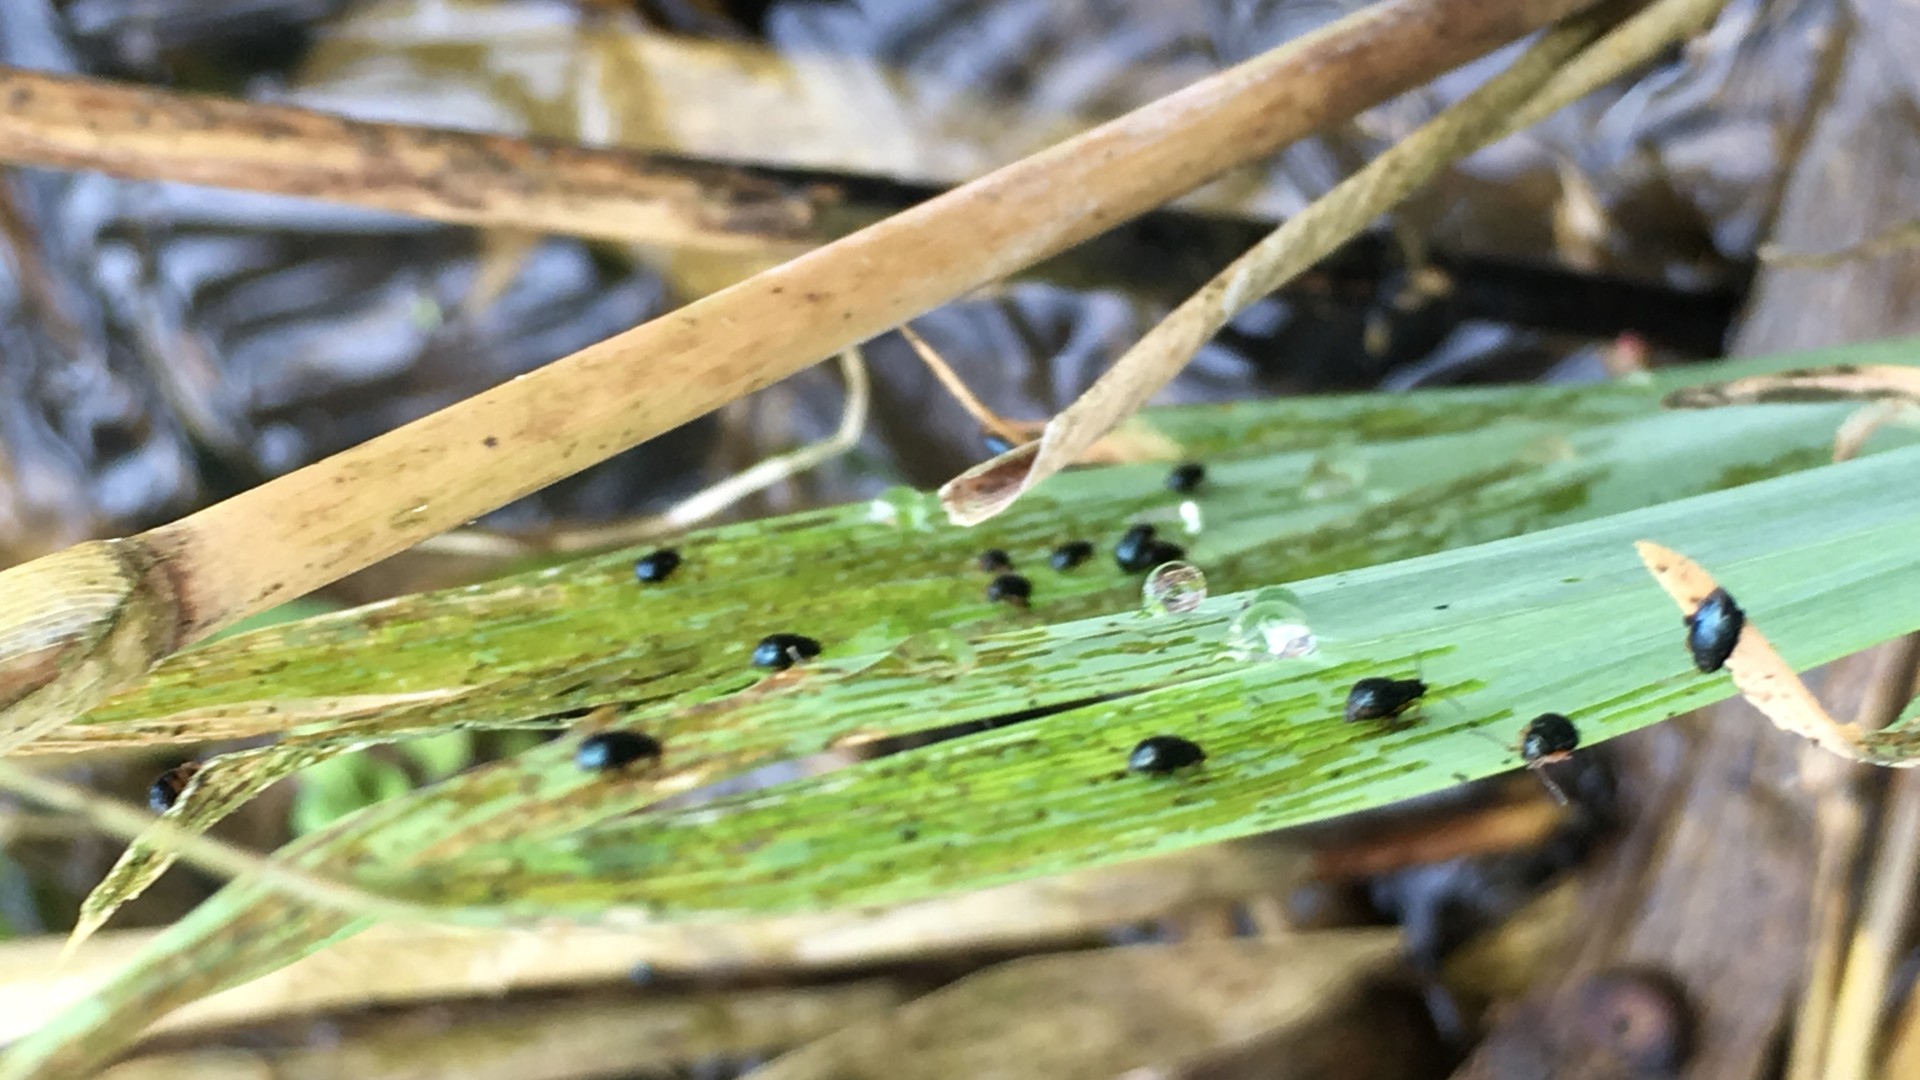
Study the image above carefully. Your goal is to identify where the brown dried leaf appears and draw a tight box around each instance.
[1634,541,1887,764]
[751,932,1399,1080]
[1662,363,1920,409]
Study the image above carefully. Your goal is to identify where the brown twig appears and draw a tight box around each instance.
[0,0,1598,754]
[0,66,818,252]
[898,325,1027,447]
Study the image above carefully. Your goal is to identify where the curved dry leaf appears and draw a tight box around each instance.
[937,17,1597,524]
[939,0,1729,526]
[1634,541,1892,765]
[1663,364,1920,410]
[1833,402,1920,463]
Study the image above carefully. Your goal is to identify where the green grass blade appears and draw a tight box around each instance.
[65,371,1894,939]
[12,338,1920,1077]
[12,438,1920,1079]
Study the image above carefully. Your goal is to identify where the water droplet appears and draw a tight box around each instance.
[1179,499,1204,536]
[1303,448,1369,501]
[890,628,977,676]
[867,486,936,531]
[1142,561,1208,615]
[1224,587,1318,660]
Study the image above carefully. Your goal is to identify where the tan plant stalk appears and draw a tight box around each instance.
[0,66,818,252]
[0,0,1596,754]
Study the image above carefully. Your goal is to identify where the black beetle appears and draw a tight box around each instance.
[147,763,201,814]
[1520,713,1580,766]
[752,633,823,670]
[986,573,1032,605]
[576,731,664,772]
[1345,677,1427,724]
[633,548,682,584]
[977,549,1014,572]
[1128,735,1207,775]
[1114,524,1157,571]
[1166,462,1206,493]
[1050,540,1094,571]
[1684,587,1744,673]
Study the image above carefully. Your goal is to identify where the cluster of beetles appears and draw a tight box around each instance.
[145,460,1751,816]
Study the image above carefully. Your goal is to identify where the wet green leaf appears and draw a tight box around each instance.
[10,339,1920,1079]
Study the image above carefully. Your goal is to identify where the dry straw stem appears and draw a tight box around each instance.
[96,983,905,1080]
[1760,217,1920,270]
[1824,768,1920,1080]
[1817,642,1920,1080]
[941,0,1729,525]
[0,845,1304,1043]
[1888,974,1920,1080]
[0,66,818,252]
[1787,762,1869,1080]
[0,0,1596,755]
[420,347,870,558]
[1786,639,1920,1080]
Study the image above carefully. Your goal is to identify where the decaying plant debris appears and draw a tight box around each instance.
[4,0,1920,1078]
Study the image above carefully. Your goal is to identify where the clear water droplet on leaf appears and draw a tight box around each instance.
[868,486,936,531]
[1142,561,1208,615]
[891,628,978,676]
[1303,447,1369,501]
[1225,586,1318,660]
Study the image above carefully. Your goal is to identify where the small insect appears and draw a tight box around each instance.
[1684,587,1745,673]
[1128,735,1207,775]
[1520,712,1580,765]
[575,731,664,772]
[752,633,823,670]
[1166,462,1206,493]
[1517,712,1581,804]
[1138,539,1187,569]
[986,573,1032,606]
[1344,677,1427,724]
[1116,528,1186,573]
[1050,540,1094,571]
[1113,523,1158,571]
[977,548,1014,572]
[632,548,682,584]
[147,762,201,814]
